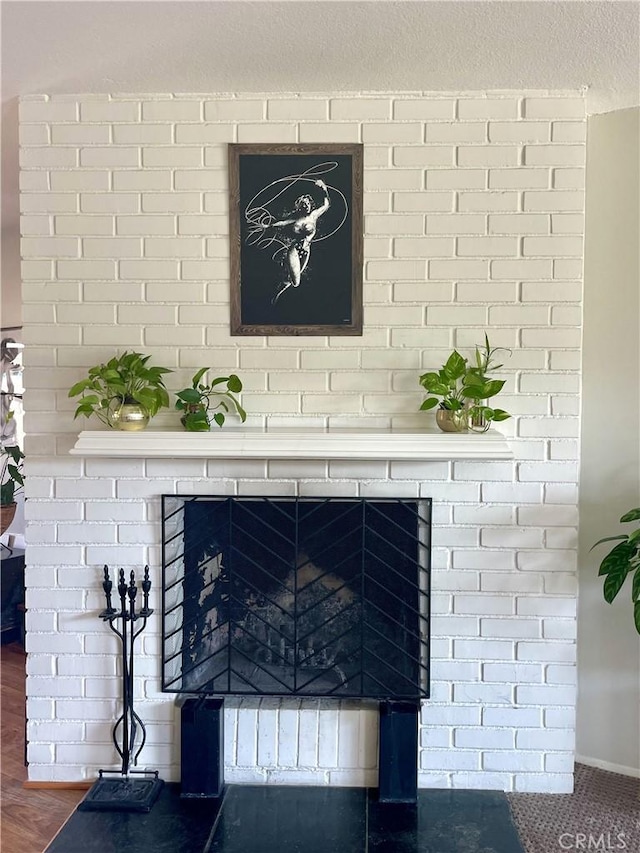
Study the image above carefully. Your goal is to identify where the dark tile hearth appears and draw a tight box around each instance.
[368,790,524,853]
[210,786,366,852]
[46,784,524,853]
[45,784,223,853]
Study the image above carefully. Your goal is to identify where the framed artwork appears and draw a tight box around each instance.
[229,143,363,336]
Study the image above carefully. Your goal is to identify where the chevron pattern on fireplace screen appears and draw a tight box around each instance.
[161,496,431,701]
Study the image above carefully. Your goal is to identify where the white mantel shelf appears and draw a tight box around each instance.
[70,428,513,461]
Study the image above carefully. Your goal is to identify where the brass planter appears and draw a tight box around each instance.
[435,408,468,433]
[109,399,150,431]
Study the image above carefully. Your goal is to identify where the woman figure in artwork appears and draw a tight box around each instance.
[266,179,330,304]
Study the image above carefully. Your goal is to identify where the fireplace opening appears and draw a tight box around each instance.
[161,496,431,701]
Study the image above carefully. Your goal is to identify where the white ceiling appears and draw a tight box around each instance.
[2,0,639,113]
[1,0,639,280]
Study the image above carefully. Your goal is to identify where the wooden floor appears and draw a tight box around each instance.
[1,643,84,853]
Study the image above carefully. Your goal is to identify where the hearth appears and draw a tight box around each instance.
[46,784,526,853]
[161,495,431,802]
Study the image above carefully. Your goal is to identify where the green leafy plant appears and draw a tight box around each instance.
[1,444,25,506]
[470,333,511,381]
[68,351,173,427]
[175,369,247,432]
[418,341,510,430]
[590,508,640,634]
[466,334,512,428]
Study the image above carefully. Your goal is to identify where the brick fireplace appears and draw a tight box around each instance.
[20,89,583,794]
[162,490,433,802]
[42,424,577,794]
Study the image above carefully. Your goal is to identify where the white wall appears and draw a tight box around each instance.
[0,259,22,328]
[19,90,585,792]
[1,99,22,330]
[577,107,640,775]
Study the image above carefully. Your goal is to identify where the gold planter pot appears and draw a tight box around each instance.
[435,408,468,433]
[109,400,150,431]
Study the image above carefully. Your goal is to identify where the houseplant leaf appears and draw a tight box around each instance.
[0,481,15,504]
[597,540,636,576]
[419,371,440,387]
[627,528,640,546]
[183,409,211,431]
[68,378,94,397]
[590,534,628,551]
[176,388,202,405]
[1,444,25,507]
[227,374,242,394]
[7,465,23,487]
[603,563,631,603]
[419,398,439,411]
[620,508,640,523]
[191,367,208,387]
[491,409,510,422]
[631,565,640,603]
[592,514,640,634]
[443,350,467,381]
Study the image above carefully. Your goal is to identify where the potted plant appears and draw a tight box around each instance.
[175,369,247,432]
[591,507,640,634]
[467,334,512,430]
[68,352,173,431]
[419,340,510,433]
[1,444,25,535]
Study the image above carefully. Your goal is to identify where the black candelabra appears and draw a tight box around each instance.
[79,565,163,813]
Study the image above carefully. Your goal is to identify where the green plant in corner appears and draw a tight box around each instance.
[175,369,247,432]
[68,351,173,427]
[590,508,640,634]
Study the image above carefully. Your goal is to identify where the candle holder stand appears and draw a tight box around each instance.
[79,565,164,813]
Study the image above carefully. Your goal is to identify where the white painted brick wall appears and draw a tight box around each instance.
[19,90,585,793]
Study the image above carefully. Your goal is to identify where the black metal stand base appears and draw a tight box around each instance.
[78,770,164,813]
[378,700,419,803]
[179,696,225,798]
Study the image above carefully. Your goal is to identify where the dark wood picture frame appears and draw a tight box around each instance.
[229,143,363,336]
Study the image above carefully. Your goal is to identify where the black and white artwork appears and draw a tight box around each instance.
[229,144,363,335]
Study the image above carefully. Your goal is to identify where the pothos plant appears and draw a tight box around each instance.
[590,508,640,634]
[68,352,173,426]
[419,337,511,430]
[175,369,247,432]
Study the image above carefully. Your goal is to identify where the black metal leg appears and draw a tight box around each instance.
[180,696,225,799]
[378,700,419,803]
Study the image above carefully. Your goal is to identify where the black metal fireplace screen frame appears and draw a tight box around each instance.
[161,496,431,701]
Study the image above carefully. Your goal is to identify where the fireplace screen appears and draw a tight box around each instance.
[162,496,430,700]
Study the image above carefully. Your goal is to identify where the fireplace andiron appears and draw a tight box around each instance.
[79,565,164,812]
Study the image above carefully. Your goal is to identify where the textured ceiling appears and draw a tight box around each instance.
[1,0,639,266]
[2,1,639,113]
